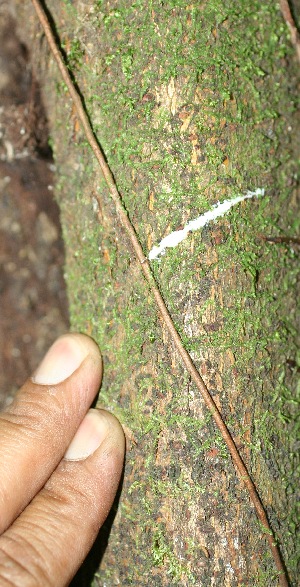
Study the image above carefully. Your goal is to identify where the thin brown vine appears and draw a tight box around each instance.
[280,0,300,63]
[31,1,290,585]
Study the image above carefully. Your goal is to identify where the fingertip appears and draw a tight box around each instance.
[97,408,126,454]
[64,408,125,462]
[32,333,102,385]
[67,333,102,359]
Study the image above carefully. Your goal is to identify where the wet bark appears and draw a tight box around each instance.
[14,1,299,585]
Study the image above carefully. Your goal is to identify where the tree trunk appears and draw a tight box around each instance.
[15,1,299,585]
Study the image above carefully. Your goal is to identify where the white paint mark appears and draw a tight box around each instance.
[148,188,265,260]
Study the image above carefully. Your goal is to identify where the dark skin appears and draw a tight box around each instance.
[0,333,125,586]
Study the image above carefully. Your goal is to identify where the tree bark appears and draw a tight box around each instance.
[15,1,299,585]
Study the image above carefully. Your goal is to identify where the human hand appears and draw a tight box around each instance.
[0,333,125,586]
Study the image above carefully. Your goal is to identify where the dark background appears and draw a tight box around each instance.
[0,1,69,408]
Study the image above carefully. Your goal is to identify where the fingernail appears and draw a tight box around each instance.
[32,335,89,385]
[64,409,109,461]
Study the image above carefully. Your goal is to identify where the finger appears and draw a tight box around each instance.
[0,334,102,533]
[0,409,125,587]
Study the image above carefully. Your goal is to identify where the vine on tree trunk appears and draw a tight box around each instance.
[31,1,291,585]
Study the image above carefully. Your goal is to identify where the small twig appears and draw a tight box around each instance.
[280,0,300,63]
[31,1,289,584]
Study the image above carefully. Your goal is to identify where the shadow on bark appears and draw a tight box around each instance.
[70,469,125,587]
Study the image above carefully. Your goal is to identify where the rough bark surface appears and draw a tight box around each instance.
[14,1,299,585]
